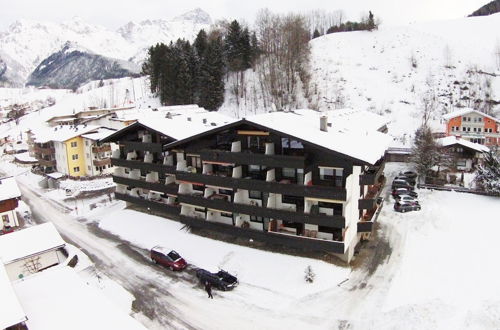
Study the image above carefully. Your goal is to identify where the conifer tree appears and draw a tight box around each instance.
[199,33,225,111]
[312,29,321,39]
[475,150,500,195]
[410,125,441,183]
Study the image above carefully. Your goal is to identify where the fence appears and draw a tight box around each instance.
[417,184,499,197]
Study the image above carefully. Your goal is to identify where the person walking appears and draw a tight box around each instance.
[204,281,213,299]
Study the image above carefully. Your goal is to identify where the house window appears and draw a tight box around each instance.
[221,212,232,218]
[73,166,80,172]
[478,117,482,122]
[467,127,471,132]
[88,166,91,171]
[2,214,9,225]
[318,201,343,216]
[86,153,90,158]
[282,167,295,178]
[85,141,89,146]
[473,127,477,132]
[319,167,343,186]
[250,215,264,223]
[478,128,481,133]
[72,154,78,160]
[249,190,261,199]
[451,127,455,132]
[70,142,77,147]
[462,127,466,132]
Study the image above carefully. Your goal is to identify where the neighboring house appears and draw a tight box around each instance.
[437,136,489,171]
[81,127,118,176]
[443,108,500,146]
[0,222,66,281]
[104,109,390,262]
[0,177,22,233]
[32,125,116,177]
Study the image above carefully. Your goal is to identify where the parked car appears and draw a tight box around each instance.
[392,188,418,198]
[196,268,238,291]
[150,246,187,271]
[394,201,421,212]
[394,194,418,203]
[394,175,416,186]
[391,179,414,190]
[400,171,417,179]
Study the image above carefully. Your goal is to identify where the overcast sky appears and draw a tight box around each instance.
[0,0,491,31]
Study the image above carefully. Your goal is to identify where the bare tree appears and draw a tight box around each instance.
[255,9,311,110]
[443,45,453,69]
[495,40,500,70]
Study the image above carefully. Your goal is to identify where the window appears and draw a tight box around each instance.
[2,214,9,225]
[73,166,80,172]
[86,153,90,158]
[250,215,264,223]
[467,127,471,132]
[249,190,261,199]
[473,127,477,132]
[319,167,343,186]
[70,141,77,147]
[318,201,343,216]
[88,166,91,171]
[72,154,78,160]
[85,141,89,146]
[282,168,295,178]
[462,127,466,132]
[451,127,455,132]
[221,212,232,218]
[478,128,481,133]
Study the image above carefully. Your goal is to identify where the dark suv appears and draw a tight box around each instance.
[150,246,187,271]
[196,269,238,291]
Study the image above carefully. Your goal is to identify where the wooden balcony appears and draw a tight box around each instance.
[176,172,347,201]
[177,193,345,228]
[112,176,179,195]
[122,141,162,153]
[358,197,384,233]
[360,162,385,186]
[38,159,56,167]
[92,145,111,153]
[93,158,111,167]
[179,214,345,254]
[34,146,55,155]
[114,192,180,215]
[199,149,306,168]
[111,158,176,174]
[358,179,385,210]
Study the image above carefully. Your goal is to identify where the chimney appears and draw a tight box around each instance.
[187,117,192,121]
[166,112,172,119]
[203,118,207,124]
[320,115,328,132]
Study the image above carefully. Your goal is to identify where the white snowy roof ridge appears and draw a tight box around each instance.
[442,108,500,122]
[0,223,65,264]
[438,136,490,153]
[33,124,102,143]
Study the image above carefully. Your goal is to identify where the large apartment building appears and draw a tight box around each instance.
[443,108,500,146]
[104,108,390,262]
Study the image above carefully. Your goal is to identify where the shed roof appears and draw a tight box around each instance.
[0,264,27,329]
[0,223,65,264]
[0,176,21,201]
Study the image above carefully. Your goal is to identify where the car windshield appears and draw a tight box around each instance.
[167,251,181,261]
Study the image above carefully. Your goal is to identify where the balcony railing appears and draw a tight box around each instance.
[93,158,111,167]
[112,176,178,195]
[122,141,162,153]
[360,162,385,186]
[178,193,345,228]
[111,158,176,174]
[179,214,345,254]
[38,159,56,167]
[199,149,306,168]
[358,178,385,210]
[358,197,384,233]
[114,192,180,215]
[92,145,111,153]
[34,146,55,155]
[176,172,346,201]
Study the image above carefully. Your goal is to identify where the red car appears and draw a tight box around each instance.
[150,246,187,271]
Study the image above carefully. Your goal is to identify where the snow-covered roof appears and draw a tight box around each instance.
[442,108,500,122]
[0,176,21,201]
[33,124,102,143]
[0,223,65,264]
[13,267,146,330]
[438,136,490,153]
[103,108,236,142]
[46,172,65,179]
[14,152,38,163]
[0,264,27,329]
[81,127,117,141]
[295,108,390,132]
[246,110,391,165]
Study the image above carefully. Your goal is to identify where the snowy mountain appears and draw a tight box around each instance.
[0,9,211,87]
[26,42,140,90]
[469,0,500,16]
